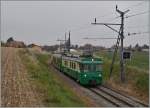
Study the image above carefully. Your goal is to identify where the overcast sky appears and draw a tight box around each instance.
[1,1,149,47]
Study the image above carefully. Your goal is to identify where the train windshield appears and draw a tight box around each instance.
[80,64,101,72]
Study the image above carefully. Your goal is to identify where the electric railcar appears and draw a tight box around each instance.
[52,52,103,85]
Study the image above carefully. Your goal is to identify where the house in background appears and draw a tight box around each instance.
[28,43,42,52]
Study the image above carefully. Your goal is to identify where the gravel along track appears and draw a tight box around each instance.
[1,47,42,107]
[89,86,149,107]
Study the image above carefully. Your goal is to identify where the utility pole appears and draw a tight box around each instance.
[91,5,129,82]
[68,31,71,52]
[57,33,66,52]
[57,39,65,52]
[65,32,67,52]
[116,5,129,82]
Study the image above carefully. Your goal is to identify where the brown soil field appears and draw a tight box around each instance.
[1,47,42,107]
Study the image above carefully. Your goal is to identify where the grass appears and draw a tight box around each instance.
[95,51,149,70]
[95,50,149,95]
[19,48,149,103]
[19,49,87,107]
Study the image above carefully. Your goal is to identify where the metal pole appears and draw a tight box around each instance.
[120,13,125,82]
[116,5,129,82]
[65,32,66,52]
[91,5,129,82]
[68,31,71,52]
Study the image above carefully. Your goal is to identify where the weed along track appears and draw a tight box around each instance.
[89,86,148,107]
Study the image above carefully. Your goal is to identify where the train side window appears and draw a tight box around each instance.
[74,63,76,69]
[71,62,72,69]
[72,62,73,69]
[73,63,74,69]
[79,64,84,72]
[73,63,75,69]
[66,61,68,66]
[73,62,74,69]
[70,61,71,68]
[64,60,68,66]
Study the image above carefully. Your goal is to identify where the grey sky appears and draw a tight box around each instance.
[1,1,149,47]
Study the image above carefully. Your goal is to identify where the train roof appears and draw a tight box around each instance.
[52,53,103,64]
[53,53,62,58]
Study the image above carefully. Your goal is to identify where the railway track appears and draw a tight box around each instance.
[52,64,148,107]
[102,85,149,107]
[89,86,149,107]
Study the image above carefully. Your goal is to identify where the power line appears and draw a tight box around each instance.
[83,37,117,39]
[125,10,150,18]
[96,1,146,22]
[62,2,148,41]
[124,1,146,10]
[71,15,120,32]
[96,11,115,20]
[127,31,150,36]
[96,1,146,21]
[91,5,129,82]
[106,15,121,22]
[68,2,147,34]
[110,1,148,24]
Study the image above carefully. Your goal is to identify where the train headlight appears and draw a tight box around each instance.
[99,74,101,77]
[84,74,87,77]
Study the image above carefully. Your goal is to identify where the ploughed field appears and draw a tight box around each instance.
[1,47,42,107]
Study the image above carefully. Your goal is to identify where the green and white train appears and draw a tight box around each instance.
[52,52,103,85]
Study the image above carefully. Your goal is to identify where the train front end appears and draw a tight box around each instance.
[79,57,103,86]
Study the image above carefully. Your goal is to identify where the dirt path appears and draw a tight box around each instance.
[1,47,42,107]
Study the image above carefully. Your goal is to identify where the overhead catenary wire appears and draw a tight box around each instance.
[109,1,148,22]
[127,31,150,36]
[123,1,146,10]
[61,1,148,42]
[69,1,147,34]
[95,1,146,20]
[71,11,149,39]
[95,1,146,21]
[78,30,149,40]
[70,16,120,33]
[83,37,117,39]
[125,10,150,18]
[70,2,134,32]
[71,14,121,32]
